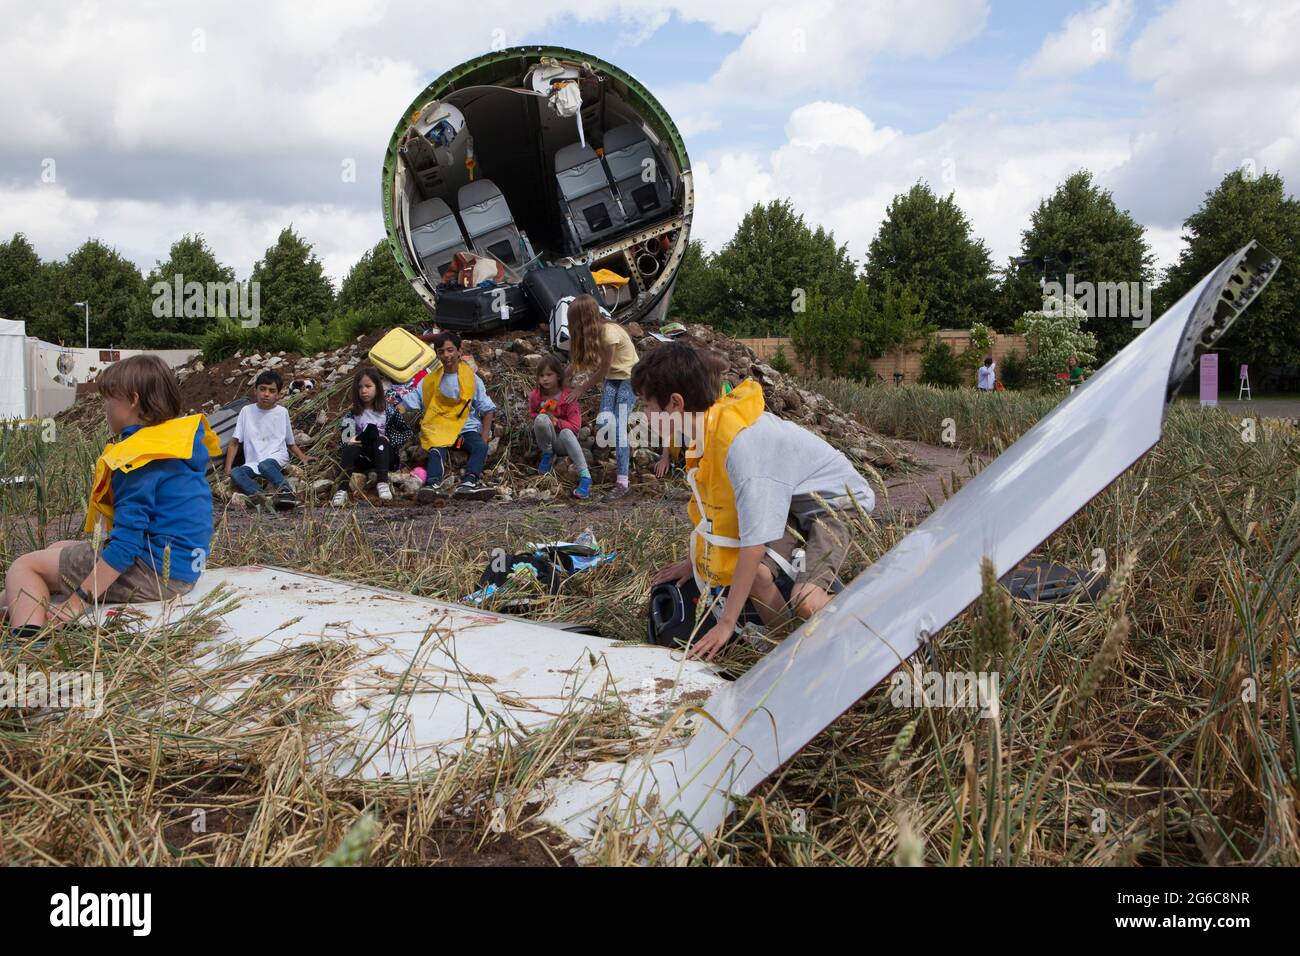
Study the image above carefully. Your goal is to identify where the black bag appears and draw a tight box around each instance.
[434,284,532,332]
[647,580,701,648]
[1000,559,1107,602]
[521,265,597,319]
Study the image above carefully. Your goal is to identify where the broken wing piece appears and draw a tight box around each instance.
[569,242,1280,858]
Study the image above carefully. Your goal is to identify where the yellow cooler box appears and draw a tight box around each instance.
[369,328,435,383]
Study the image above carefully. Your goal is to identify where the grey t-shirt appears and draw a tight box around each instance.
[724,412,875,547]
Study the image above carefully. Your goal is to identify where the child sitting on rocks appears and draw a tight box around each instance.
[331,365,412,507]
[529,355,591,499]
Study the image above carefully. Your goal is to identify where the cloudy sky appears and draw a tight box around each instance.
[1,0,1297,284]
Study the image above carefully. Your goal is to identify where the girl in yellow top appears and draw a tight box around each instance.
[567,294,638,499]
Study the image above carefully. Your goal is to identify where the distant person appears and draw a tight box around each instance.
[640,344,875,662]
[225,370,311,511]
[1068,356,1085,391]
[566,295,638,499]
[403,330,496,503]
[3,355,217,636]
[977,356,996,392]
[330,366,411,507]
[529,355,591,499]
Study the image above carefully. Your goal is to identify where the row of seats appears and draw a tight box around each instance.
[409,179,525,282]
[556,123,672,249]
[407,123,673,280]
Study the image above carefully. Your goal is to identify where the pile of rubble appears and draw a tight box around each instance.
[61,321,909,503]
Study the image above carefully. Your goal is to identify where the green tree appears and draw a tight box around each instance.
[707,200,857,337]
[1155,169,1300,371]
[919,339,963,388]
[864,182,996,330]
[791,277,930,380]
[30,240,146,346]
[791,283,873,378]
[139,233,237,340]
[249,226,335,327]
[667,239,725,327]
[337,240,425,323]
[1015,296,1098,389]
[873,275,933,377]
[999,170,1154,361]
[0,233,42,322]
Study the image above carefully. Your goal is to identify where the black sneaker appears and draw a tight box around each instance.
[605,483,632,501]
[453,476,495,500]
[415,482,447,505]
[273,487,299,511]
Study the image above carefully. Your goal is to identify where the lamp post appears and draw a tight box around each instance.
[72,301,89,349]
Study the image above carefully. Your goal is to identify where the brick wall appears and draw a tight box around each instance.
[739,331,1027,385]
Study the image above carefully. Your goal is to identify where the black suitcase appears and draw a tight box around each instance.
[434,284,533,332]
[521,265,597,319]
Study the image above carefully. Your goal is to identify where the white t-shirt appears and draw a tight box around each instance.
[724,413,876,547]
[977,364,996,390]
[233,404,295,475]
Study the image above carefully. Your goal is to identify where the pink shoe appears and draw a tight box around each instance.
[411,466,427,484]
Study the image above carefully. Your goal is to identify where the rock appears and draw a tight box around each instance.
[224,376,236,385]
[194,361,205,372]
[626,322,644,338]
[510,338,530,355]
[523,353,543,369]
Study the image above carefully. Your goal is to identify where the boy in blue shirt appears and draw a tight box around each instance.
[3,354,217,636]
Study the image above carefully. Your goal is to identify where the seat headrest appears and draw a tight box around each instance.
[555,142,598,171]
[457,178,503,208]
[603,123,650,153]
[409,197,455,228]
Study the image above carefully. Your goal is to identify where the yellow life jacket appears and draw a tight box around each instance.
[84,414,219,534]
[419,361,477,448]
[685,379,765,587]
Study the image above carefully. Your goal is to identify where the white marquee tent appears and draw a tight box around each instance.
[0,318,27,420]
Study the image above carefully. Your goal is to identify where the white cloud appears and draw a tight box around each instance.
[1022,0,1134,78]
[784,102,899,155]
[0,184,376,285]
[2,0,1297,292]
[690,102,1131,269]
[709,0,988,98]
[1109,0,1300,225]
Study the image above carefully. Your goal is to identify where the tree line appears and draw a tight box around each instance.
[671,167,1299,375]
[0,228,424,349]
[1,165,1296,379]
